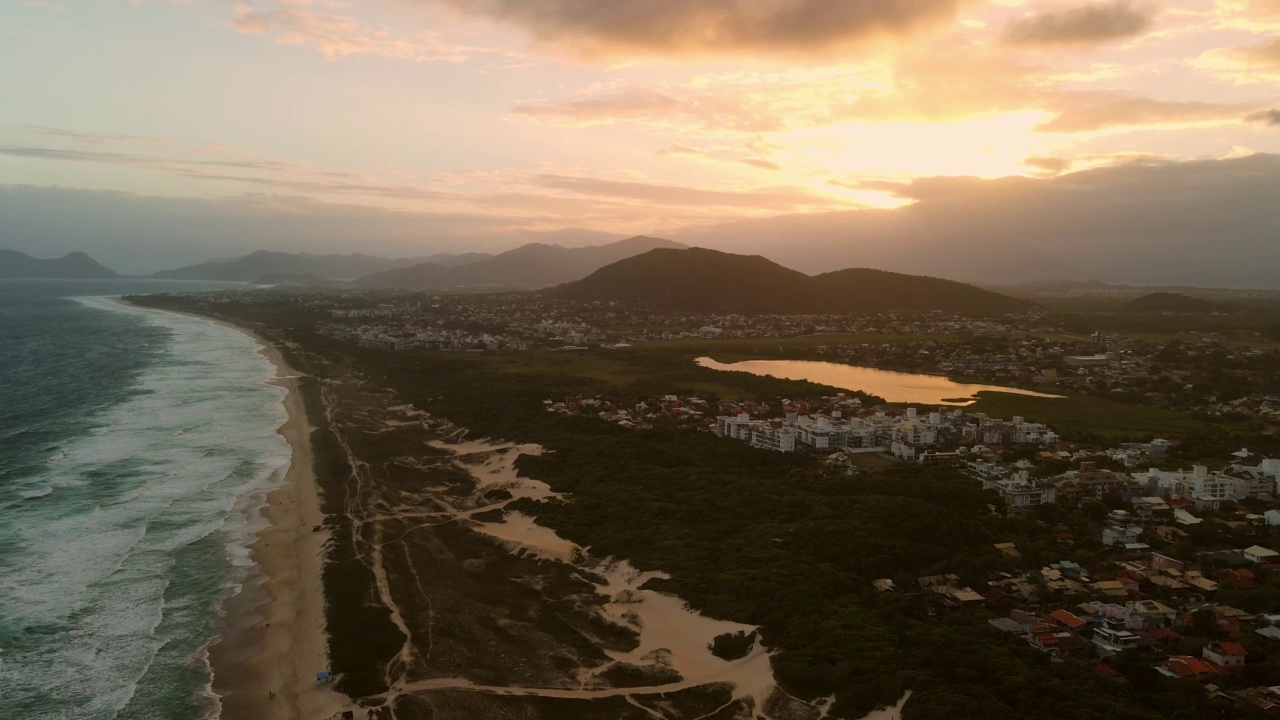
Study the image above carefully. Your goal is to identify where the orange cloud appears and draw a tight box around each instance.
[510,48,1258,139]
[1194,37,1280,82]
[231,1,513,63]
[0,126,855,237]
[1035,92,1263,132]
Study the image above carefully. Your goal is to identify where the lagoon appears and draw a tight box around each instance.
[696,357,1065,406]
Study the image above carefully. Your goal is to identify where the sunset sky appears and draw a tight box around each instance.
[2,0,1279,273]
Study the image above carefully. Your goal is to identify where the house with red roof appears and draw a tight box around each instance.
[1203,641,1248,669]
[1220,568,1259,590]
[1160,655,1219,680]
[1049,609,1089,632]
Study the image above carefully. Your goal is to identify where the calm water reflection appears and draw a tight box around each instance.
[696,357,1065,406]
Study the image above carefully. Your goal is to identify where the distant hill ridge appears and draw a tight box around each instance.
[1121,292,1238,314]
[152,250,451,282]
[355,235,686,290]
[551,248,1030,316]
[0,249,119,280]
[251,272,348,288]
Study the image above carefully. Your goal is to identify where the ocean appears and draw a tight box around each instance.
[0,280,292,719]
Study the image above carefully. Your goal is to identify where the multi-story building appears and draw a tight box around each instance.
[717,413,757,442]
[791,414,851,451]
[750,425,798,453]
[1051,463,1129,501]
[992,472,1057,512]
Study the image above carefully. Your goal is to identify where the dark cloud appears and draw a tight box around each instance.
[1004,0,1156,46]
[1247,109,1280,126]
[681,154,1280,288]
[740,158,782,171]
[426,0,972,58]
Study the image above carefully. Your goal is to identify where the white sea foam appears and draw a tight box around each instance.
[0,297,291,720]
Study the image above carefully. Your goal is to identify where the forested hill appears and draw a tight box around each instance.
[551,247,1031,316]
[0,250,119,279]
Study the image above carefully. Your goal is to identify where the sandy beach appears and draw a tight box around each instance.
[207,333,347,720]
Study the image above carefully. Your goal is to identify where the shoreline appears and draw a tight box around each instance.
[122,300,346,720]
[210,328,347,720]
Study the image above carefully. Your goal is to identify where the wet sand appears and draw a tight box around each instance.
[206,331,347,720]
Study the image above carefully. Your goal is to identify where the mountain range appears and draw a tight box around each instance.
[551,248,1029,316]
[1120,293,1240,315]
[141,236,684,290]
[151,251,437,282]
[355,236,684,290]
[0,250,120,280]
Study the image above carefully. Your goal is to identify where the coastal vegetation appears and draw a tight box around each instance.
[130,293,1274,719]
[297,376,406,698]
[709,631,756,661]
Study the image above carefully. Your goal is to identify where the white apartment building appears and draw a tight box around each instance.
[992,472,1057,511]
[751,425,798,453]
[717,413,756,441]
[792,415,850,451]
[1134,462,1278,500]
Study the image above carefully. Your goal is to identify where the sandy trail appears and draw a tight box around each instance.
[353,433,810,718]
[324,388,423,694]
[219,365,907,720]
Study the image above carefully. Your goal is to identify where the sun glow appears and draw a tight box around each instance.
[777,111,1057,181]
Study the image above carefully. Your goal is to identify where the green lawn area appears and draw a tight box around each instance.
[965,391,1210,442]
[479,348,847,401]
[849,454,898,471]
[483,352,644,386]
[639,332,960,356]
[482,347,1231,442]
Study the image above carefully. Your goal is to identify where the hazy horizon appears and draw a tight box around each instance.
[4,1,1280,284]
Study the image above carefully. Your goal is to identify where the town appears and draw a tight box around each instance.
[190,285,1280,425]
